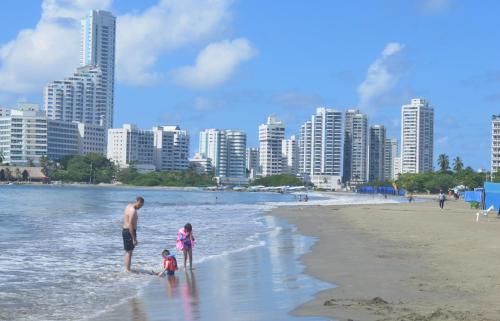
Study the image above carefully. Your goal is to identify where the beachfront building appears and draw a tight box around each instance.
[47,120,79,160]
[45,10,116,130]
[152,126,190,171]
[299,107,342,190]
[343,109,368,185]
[0,107,10,117]
[246,147,260,179]
[384,138,399,181]
[107,124,154,171]
[492,115,500,176]
[80,10,116,129]
[369,125,386,182]
[199,129,246,179]
[282,135,299,174]
[401,98,434,174]
[259,115,285,177]
[44,66,106,128]
[46,121,106,160]
[189,153,213,174]
[0,104,47,166]
[77,123,106,155]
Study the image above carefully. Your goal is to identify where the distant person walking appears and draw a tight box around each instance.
[438,190,446,209]
[122,196,144,272]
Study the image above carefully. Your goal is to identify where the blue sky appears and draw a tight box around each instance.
[0,0,497,170]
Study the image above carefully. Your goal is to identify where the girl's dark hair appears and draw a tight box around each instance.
[162,249,170,257]
[184,223,192,232]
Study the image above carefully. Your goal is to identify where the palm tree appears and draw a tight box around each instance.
[0,150,3,164]
[4,168,11,181]
[14,168,21,181]
[453,157,464,172]
[437,154,450,172]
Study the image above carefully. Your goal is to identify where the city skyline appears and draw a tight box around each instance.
[0,1,496,170]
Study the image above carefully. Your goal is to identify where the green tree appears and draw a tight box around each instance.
[14,168,21,181]
[251,174,303,187]
[4,168,11,181]
[452,157,464,172]
[0,150,3,164]
[27,158,35,168]
[22,169,29,181]
[437,154,450,172]
[0,169,5,181]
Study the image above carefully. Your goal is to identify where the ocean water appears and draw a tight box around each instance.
[0,185,397,321]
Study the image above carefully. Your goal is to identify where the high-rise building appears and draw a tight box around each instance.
[45,10,115,130]
[45,66,106,127]
[0,104,47,166]
[0,107,10,117]
[259,115,285,177]
[152,126,190,171]
[368,125,386,182]
[46,121,106,160]
[47,120,79,160]
[199,129,246,178]
[81,10,116,129]
[282,135,299,174]
[299,107,342,189]
[77,122,106,155]
[107,124,154,170]
[401,98,434,174]
[492,115,500,175]
[246,147,260,178]
[108,124,189,172]
[344,109,368,185]
[384,138,399,181]
[189,153,213,174]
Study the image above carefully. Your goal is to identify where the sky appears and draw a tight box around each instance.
[0,0,497,170]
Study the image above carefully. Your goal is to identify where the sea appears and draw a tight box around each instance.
[0,185,398,321]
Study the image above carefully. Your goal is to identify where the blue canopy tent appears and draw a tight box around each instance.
[484,182,500,211]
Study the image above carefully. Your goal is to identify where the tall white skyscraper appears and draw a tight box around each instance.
[153,126,190,171]
[45,10,116,131]
[259,116,285,177]
[282,135,299,174]
[81,10,116,129]
[344,109,368,184]
[246,147,260,177]
[199,129,246,178]
[401,98,434,174]
[384,138,399,181]
[369,125,386,182]
[299,108,342,188]
[492,115,500,175]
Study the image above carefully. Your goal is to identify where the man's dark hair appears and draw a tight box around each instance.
[136,196,144,204]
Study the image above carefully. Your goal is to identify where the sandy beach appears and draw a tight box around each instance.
[273,199,500,321]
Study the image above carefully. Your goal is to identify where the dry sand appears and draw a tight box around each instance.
[273,199,500,321]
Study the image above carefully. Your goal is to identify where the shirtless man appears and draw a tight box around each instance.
[122,196,144,272]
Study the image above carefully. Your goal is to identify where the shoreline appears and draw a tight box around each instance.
[272,200,500,321]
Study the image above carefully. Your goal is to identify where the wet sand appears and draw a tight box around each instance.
[273,200,500,321]
[89,216,330,321]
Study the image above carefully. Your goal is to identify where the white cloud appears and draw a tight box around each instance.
[437,136,449,147]
[117,0,233,85]
[173,38,257,89]
[0,0,236,93]
[421,0,453,14]
[357,42,406,113]
[42,0,112,20]
[0,0,111,93]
